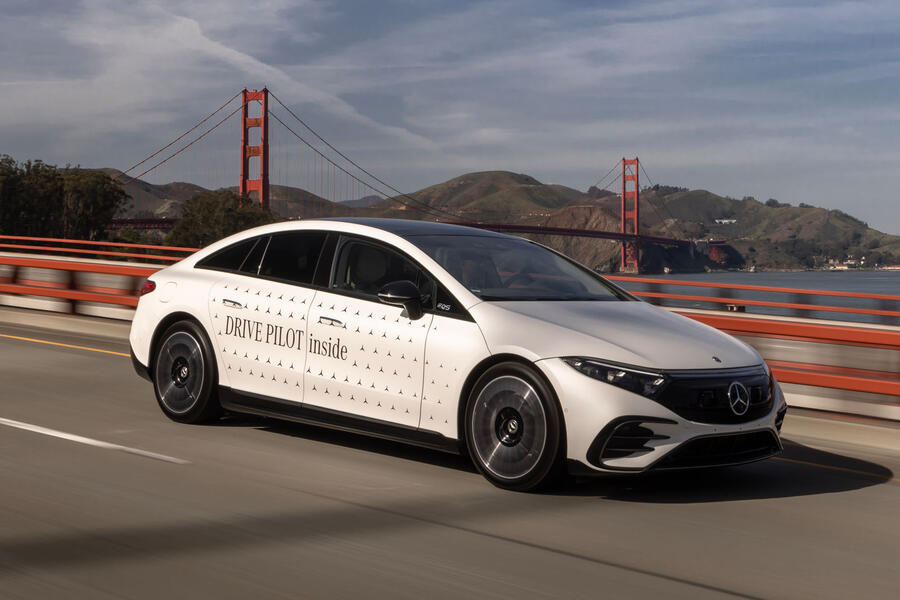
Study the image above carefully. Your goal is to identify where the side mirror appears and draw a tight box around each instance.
[377,280,424,320]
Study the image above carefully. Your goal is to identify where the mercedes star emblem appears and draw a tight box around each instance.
[727,381,751,416]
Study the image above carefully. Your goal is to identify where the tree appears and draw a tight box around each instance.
[0,155,21,234]
[0,157,63,236]
[0,156,127,239]
[167,190,278,247]
[61,169,128,240]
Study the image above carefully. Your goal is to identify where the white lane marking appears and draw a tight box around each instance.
[0,417,190,465]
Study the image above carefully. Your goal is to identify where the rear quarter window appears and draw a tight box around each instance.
[196,237,260,272]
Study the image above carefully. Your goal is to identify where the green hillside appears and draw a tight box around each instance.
[400,171,582,220]
[642,188,900,268]
[102,169,207,218]
[263,184,355,219]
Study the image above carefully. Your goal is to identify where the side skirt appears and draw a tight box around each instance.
[219,387,462,455]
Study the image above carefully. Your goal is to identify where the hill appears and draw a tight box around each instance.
[105,166,899,272]
[225,185,356,219]
[642,188,900,269]
[339,195,383,208]
[107,169,354,220]
[541,185,900,270]
[398,171,586,220]
[102,169,205,218]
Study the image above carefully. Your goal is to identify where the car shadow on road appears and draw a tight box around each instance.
[214,413,477,473]
[211,415,894,502]
[560,438,895,502]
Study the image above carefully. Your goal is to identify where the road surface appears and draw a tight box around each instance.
[0,311,897,599]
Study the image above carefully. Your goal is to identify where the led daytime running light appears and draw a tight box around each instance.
[563,358,668,399]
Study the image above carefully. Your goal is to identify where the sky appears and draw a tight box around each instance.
[2,0,899,233]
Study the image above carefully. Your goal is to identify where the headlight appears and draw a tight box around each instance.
[563,357,668,400]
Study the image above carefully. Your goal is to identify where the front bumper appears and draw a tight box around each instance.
[535,358,786,475]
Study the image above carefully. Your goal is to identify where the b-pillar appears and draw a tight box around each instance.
[240,88,270,211]
[620,157,640,273]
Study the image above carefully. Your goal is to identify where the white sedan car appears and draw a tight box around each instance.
[130,218,786,491]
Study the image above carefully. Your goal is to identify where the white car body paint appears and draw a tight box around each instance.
[209,276,315,399]
[130,218,785,477]
[470,300,760,369]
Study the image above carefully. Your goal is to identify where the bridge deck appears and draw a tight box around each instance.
[0,316,897,600]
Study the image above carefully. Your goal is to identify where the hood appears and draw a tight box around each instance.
[469,300,761,371]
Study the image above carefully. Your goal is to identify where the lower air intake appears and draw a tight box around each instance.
[601,422,668,460]
[653,430,781,470]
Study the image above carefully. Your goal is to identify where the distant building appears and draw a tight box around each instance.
[714,219,737,225]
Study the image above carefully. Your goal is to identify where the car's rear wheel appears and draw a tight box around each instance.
[152,320,221,424]
[465,362,564,491]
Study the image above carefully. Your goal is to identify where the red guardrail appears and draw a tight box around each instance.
[0,235,197,263]
[0,255,160,308]
[606,275,900,324]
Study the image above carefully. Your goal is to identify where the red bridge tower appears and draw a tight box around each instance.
[620,157,640,272]
[239,88,270,210]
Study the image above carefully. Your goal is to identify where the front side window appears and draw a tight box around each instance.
[409,234,629,301]
[332,239,434,302]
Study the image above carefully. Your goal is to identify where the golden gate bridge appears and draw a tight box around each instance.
[110,88,698,273]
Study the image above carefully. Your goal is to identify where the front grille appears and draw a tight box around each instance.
[655,367,773,424]
[653,430,781,470]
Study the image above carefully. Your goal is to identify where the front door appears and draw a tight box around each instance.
[304,237,434,427]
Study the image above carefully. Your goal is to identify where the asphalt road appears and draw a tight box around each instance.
[0,317,898,599]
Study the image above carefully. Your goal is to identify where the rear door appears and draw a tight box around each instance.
[205,231,326,401]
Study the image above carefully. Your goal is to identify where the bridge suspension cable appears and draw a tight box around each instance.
[115,92,242,183]
[592,161,621,191]
[267,91,462,221]
[120,103,243,186]
[265,106,455,221]
[637,160,689,240]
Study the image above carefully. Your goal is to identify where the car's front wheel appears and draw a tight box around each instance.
[152,320,221,424]
[465,362,564,491]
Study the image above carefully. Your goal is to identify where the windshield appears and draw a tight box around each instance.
[408,234,630,301]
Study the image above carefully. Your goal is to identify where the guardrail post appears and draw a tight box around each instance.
[646,281,661,306]
[793,292,807,319]
[879,298,898,327]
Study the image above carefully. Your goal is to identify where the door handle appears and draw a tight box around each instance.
[318,316,344,327]
[222,298,244,309]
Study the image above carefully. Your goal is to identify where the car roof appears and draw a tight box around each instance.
[312,217,509,239]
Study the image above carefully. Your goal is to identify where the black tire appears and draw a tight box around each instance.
[465,362,564,491]
[152,320,221,424]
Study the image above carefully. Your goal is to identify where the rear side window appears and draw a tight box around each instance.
[238,236,269,275]
[196,237,259,272]
[258,231,327,285]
